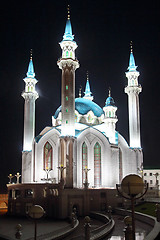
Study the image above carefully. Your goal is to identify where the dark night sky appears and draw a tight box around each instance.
[0,0,160,191]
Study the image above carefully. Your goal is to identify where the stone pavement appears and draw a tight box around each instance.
[0,215,70,240]
[104,214,153,239]
[0,213,154,240]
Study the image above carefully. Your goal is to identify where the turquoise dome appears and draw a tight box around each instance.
[53,98,104,119]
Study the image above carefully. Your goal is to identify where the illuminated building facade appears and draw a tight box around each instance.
[21,15,143,189]
[7,12,143,218]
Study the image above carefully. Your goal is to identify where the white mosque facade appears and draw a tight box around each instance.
[21,16,143,191]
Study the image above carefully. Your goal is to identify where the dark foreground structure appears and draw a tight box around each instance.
[7,183,118,219]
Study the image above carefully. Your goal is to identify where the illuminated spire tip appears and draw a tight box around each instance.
[30,49,33,60]
[130,41,133,53]
[67,5,70,20]
[79,85,82,98]
[86,71,89,81]
[108,87,111,97]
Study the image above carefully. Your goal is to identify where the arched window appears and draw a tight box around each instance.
[44,142,53,170]
[94,142,101,187]
[82,142,87,184]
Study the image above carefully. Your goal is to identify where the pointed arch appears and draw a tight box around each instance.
[44,142,53,170]
[82,142,88,184]
[94,142,101,187]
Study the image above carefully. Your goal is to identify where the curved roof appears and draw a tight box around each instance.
[53,98,104,119]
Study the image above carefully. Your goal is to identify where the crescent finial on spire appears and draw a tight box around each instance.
[130,41,133,53]
[79,85,82,98]
[30,49,33,60]
[108,87,111,97]
[67,5,70,20]
[86,71,89,81]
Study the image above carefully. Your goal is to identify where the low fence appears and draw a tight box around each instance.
[115,208,160,240]
[90,212,115,240]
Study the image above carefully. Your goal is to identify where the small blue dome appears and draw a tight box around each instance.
[53,98,104,119]
[105,96,115,107]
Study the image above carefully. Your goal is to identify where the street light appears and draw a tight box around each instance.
[41,167,53,182]
[8,173,14,184]
[15,172,21,184]
[116,174,148,240]
[27,205,45,240]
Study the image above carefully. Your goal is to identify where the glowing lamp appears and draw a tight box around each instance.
[121,174,144,196]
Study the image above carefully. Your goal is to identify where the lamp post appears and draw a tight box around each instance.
[41,168,52,182]
[83,166,90,189]
[44,169,51,181]
[8,174,14,184]
[15,172,21,184]
[27,205,45,240]
[116,174,148,240]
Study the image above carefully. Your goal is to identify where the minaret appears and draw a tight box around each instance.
[83,72,93,101]
[125,44,142,148]
[103,88,118,144]
[57,7,79,188]
[22,52,39,151]
[57,7,79,136]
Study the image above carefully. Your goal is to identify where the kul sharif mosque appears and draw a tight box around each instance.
[7,9,143,218]
[21,12,143,189]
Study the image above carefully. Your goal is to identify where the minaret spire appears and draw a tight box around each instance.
[128,41,137,72]
[83,71,93,101]
[67,4,70,20]
[125,44,142,148]
[27,49,35,78]
[21,51,39,183]
[57,8,79,188]
[108,87,111,97]
[79,85,82,98]
[57,7,79,136]
[22,52,39,151]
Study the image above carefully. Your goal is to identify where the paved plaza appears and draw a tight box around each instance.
[0,213,154,240]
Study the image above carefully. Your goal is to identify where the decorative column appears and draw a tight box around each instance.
[60,136,75,188]
[125,47,142,148]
